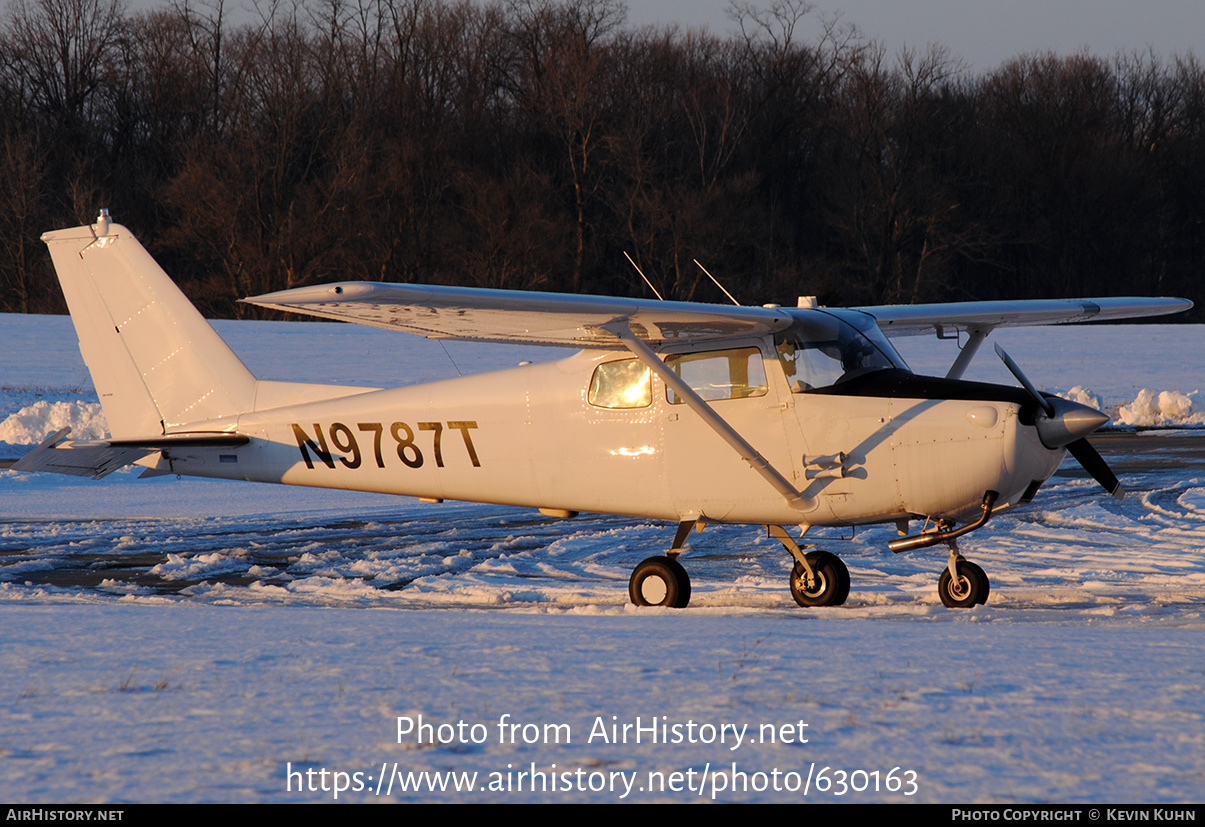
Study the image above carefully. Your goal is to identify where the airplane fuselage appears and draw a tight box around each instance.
[149,343,1063,528]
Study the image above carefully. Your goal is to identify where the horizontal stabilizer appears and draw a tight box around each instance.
[9,428,248,480]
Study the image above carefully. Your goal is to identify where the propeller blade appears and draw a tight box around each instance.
[994,343,1054,416]
[1067,438,1125,500]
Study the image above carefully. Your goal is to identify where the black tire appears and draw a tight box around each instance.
[962,560,989,605]
[629,556,691,608]
[938,559,989,608]
[789,551,850,607]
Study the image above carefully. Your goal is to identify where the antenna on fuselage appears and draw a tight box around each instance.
[693,259,741,306]
[437,340,464,377]
[623,251,664,301]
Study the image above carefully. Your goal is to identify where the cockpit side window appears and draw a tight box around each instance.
[664,347,768,404]
[775,312,904,392]
[588,359,652,408]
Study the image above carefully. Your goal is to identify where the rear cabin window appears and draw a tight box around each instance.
[588,359,652,408]
[665,347,768,404]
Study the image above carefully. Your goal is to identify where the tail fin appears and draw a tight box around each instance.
[41,212,257,437]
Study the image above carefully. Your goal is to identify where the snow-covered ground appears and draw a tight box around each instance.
[2,313,1204,803]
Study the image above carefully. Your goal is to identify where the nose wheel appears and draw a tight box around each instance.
[629,556,692,608]
[938,556,990,607]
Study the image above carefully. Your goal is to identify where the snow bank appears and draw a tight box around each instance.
[1056,385,1204,427]
[0,399,108,444]
[3,317,1205,803]
[1115,388,1205,426]
[1058,384,1105,411]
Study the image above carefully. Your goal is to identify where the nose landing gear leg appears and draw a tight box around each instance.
[937,541,990,608]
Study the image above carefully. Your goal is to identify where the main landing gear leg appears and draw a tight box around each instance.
[937,540,990,608]
[628,520,694,608]
[767,525,850,607]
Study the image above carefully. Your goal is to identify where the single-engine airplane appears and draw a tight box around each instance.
[13,212,1193,608]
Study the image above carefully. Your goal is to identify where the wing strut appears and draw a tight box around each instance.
[603,322,816,514]
[945,326,993,379]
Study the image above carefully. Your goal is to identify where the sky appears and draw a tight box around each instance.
[625,0,1205,72]
[106,0,1205,73]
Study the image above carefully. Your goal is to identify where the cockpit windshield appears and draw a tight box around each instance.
[774,309,908,392]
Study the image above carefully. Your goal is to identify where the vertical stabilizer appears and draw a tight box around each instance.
[41,215,257,437]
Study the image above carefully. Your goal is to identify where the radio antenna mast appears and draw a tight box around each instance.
[624,252,664,301]
[694,259,740,306]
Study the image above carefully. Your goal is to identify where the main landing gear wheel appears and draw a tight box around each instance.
[789,551,850,607]
[629,556,691,608]
[938,559,989,608]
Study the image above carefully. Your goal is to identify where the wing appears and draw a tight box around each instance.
[856,297,1192,336]
[245,282,1192,346]
[243,282,792,347]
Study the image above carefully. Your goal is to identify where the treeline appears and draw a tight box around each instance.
[2,0,1204,318]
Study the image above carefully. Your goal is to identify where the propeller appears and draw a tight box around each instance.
[994,343,1125,500]
[1067,438,1123,499]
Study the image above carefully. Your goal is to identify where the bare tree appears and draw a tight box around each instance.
[4,0,125,129]
[506,0,625,290]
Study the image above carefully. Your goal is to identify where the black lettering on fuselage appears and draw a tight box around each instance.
[292,423,335,469]
[290,420,482,470]
[447,421,481,467]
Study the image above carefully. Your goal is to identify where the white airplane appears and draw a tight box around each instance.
[13,212,1193,608]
